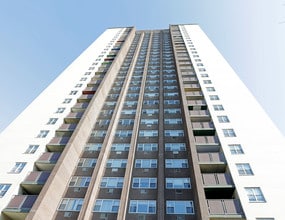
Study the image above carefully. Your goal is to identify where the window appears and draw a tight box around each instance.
[135,159,157,168]
[119,119,134,125]
[143,100,159,105]
[124,101,138,107]
[122,109,136,115]
[164,100,180,105]
[94,199,120,213]
[217,116,230,123]
[245,187,266,202]
[106,159,127,168]
[165,159,188,168]
[115,130,132,137]
[164,92,179,97]
[206,87,215,92]
[164,130,184,137]
[139,130,158,137]
[200,74,209,77]
[223,129,236,137]
[58,198,83,211]
[144,93,159,98]
[228,144,244,154]
[80,77,87,81]
[97,119,110,126]
[84,143,102,152]
[142,109,159,115]
[166,201,194,214]
[140,119,158,125]
[137,143,158,151]
[75,84,82,88]
[47,118,58,125]
[24,145,39,154]
[100,177,124,188]
[78,158,96,168]
[203,80,212,84]
[56,107,65,113]
[63,98,72,104]
[0,184,11,197]
[164,108,181,114]
[166,178,191,189]
[37,130,49,138]
[132,178,157,189]
[91,130,107,138]
[165,143,186,151]
[69,176,91,187]
[164,118,182,124]
[236,163,254,175]
[129,200,156,214]
[209,95,219,100]
[213,105,224,111]
[111,144,130,151]
[9,162,26,173]
[69,90,78,95]
[256,218,275,220]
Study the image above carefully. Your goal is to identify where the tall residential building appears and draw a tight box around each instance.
[0,25,284,220]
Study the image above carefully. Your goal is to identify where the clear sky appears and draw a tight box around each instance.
[0,0,285,135]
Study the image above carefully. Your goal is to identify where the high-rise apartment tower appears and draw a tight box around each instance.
[0,25,284,220]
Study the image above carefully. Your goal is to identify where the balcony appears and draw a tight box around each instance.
[184,83,200,91]
[71,103,89,113]
[55,123,77,137]
[198,152,226,172]
[46,137,70,152]
[2,195,37,220]
[195,136,220,152]
[82,86,98,95]
[64,112,83,124]
[21,171,50,194]
[35,152,61,171]
[189,110,211,121]
[207,199,245,219]
[185,91,204,100]
[77,94,93,103]
[202,173,235,199]
[192,122,215,136]
[187,100,207,110]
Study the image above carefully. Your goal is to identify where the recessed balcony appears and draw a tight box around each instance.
[192,122,215,136]
[64,112,83,124]
[77,94,93,103]
[195,136,220,152]
[71,103,89,113]
[187,100,207,110]
[35,152,61,171]
[198,152,226,172]
[207,199,245,219]
[55,123,77,137]
[185,91,204,100]
[82,86,98,95]
[202,173,235,199]
[46,137,70,152]
[189,110,211,121]
[184,83,200,91]
[2,195,37,220]
[20,171,50,194]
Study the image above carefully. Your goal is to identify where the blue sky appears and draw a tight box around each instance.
[0,0,285,135]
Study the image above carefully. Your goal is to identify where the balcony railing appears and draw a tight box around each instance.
[2,195,37,220]
[207,199,245,219]
[56,123,77,137]
[198,152,226,172]
[35,152,61,171]
[195,136,220,152]
[21,171,50,194]
[46,137,70,152]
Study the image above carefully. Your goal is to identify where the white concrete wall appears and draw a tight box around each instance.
[181,24,285,220]
[0,28,125,214]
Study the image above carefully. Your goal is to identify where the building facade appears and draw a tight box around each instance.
[0,25,284,220]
